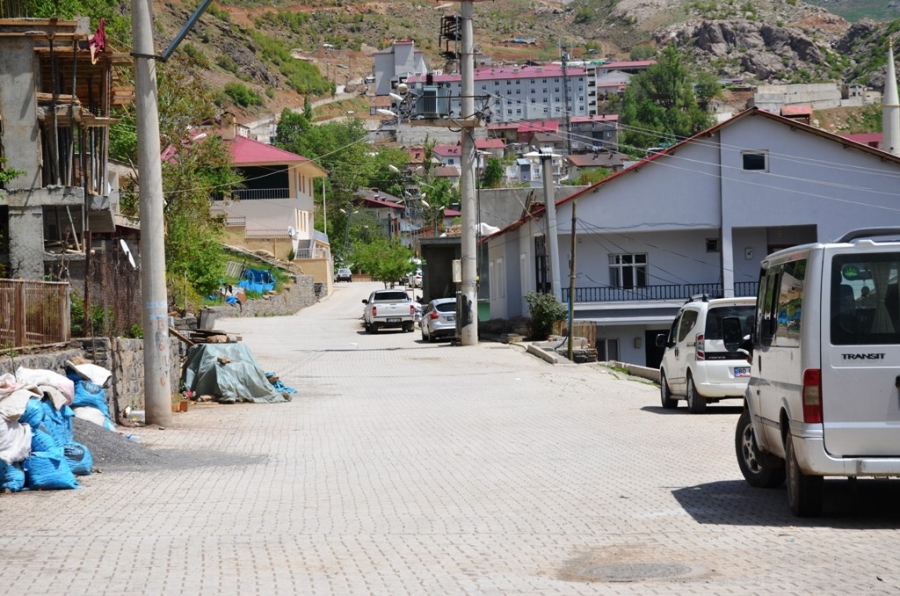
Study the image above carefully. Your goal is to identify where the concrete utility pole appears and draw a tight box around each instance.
[567,198,577,361]
[132,0,172,426]
[529,150,562,302]
[457,0,480,346]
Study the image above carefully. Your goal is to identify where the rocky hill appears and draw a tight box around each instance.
[151,0,900,120]
[804,0,900,22]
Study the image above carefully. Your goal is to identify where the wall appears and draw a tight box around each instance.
[222,227,296,260]
[200,278,316,328]
[294,258,333,295]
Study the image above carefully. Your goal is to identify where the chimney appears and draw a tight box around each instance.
[883,40,900,156]
[221,113,237,141]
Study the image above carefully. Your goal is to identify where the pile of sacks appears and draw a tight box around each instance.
[0,362,114,492]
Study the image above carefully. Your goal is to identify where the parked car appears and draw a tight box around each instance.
[656,296,756,413]
[421,297,457,342]
[362,289,416,333]
[736,228,900,516]
[335,267,352,282]
[407,269,422,288]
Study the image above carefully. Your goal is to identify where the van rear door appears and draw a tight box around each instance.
[822,250,900,457]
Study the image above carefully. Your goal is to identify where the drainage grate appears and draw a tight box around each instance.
[575,563,694,582]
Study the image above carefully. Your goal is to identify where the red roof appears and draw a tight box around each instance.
[570,114,619,124]
[475,138,505,149]
[518,120,559,133]
[600,60,655,69]
[781,105,813,117]
[843,133,882,146]
[433,145,462,157]
[227,135,313,165]
[487,122,519,130]
[434,166,460,177]
[444,208,461,217]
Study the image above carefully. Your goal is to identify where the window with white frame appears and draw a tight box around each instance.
[609,254,648,289]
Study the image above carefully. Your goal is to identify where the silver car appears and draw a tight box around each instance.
[421,298,456,342]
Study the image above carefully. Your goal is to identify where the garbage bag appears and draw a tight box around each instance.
[64,442,93,476]
[0,419,31,465]
[0,460,25,492]
[19,398,44,428]
[15,367,74,403]
[31,427,58,452]
[68,376,110,418]
[39,400,73,446]
[72,406,114,430]
[24,448,78,490]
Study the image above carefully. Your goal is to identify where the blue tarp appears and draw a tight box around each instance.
[238,269,275,295]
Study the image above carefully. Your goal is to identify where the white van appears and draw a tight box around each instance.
[736,228,900,516]
[657,296,756,413]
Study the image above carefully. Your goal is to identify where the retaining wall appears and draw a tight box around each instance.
[199,278,316,329]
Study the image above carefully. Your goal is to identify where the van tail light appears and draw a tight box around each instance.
[696,333,705,361]
[430,311,440,320]
[372,305,377,317]
[410,304,416,316]
[802,369,823,423]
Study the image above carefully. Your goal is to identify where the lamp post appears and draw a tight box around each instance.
[339,208,358,262]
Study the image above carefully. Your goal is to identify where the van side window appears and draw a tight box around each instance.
[775,259,806,346]
[678,310,699,342]
[759,266,783,348]
[668,313,682,344]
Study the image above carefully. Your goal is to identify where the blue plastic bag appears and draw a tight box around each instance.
[31,427,58,452]
[0,460,25,492]
[24,448,78,490]
[64,442,93,476]
[19,398,44,428]
[69,376,110,418]
[39,400,73,446]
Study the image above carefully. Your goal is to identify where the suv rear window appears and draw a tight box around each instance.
[831,253,900,345]
[435,302,455,313]
[705,305,754,339]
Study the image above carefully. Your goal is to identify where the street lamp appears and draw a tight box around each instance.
[339,208,358,262]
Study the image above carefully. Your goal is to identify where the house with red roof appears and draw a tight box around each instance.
[209,120,328,262]
[485,107,900,367]
[570,114,619,152]
[432,145,463,170]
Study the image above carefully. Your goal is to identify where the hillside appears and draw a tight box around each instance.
[148,0,900,127]
[804,0,900,22]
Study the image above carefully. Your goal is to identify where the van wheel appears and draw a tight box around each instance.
[660,371,677,409]
[735,409,785,488]
[364,323,372,333]
[786,432,823,517]
[686,376,707,413]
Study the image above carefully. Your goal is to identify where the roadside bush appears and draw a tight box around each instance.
[223,82,263,108]
[524,292,567,341]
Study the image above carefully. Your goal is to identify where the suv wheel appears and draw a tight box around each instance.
[786,432,824,516]
[735,409,785,488]
[659,371,677,409]
[686,375,707,414]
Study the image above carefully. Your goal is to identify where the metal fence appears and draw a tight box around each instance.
[0,279,70,348]
[81,240,143,338]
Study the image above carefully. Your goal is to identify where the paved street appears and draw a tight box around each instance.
[3,280,900,594]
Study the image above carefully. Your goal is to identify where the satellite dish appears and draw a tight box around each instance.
[119,239,137,270]
[287,226,297,239]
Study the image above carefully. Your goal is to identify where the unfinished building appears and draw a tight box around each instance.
[0,17,133,282]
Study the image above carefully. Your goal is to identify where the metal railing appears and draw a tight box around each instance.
[244,228,293,239]
[0,279,70,348]
[212,188,293,201]
[562,282,760,303]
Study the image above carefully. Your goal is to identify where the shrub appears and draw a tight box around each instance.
[524,292,567,341]
[223,82,263,108]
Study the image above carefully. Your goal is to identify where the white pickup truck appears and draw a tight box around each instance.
[362,289,416,333]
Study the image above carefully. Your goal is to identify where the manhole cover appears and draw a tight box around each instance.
[577,563,693,582]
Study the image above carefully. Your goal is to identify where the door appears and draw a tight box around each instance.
[822,251,900,457]
[669,309,699,394]
[645,329,668,369]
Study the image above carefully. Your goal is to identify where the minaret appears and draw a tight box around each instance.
[883,40,900,156]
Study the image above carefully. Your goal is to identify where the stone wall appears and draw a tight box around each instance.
[199,278,316,329]
[0,337,181,423]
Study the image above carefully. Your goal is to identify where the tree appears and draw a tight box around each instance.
[620,44,714,154]
[351,236,413,287]
[480,157,504,189]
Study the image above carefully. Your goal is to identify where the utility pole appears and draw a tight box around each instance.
[528,149,561,302]
[132,0,172,426]
[457,0,480,346]
[567,198,577,361]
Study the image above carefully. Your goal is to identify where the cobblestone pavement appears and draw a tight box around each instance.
[3,281,900,595]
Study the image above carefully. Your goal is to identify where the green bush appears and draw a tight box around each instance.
[216,54,239,74]
[524,292,567,341]
[224,82,263,108]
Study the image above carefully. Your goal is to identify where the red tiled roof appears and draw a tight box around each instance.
[227,135,312,165]
[434,166,460,177]
[570,114,619,124]
[409,64,586,84]
[444,208,461,217]
[475,138,505,149]
[433,145,462,157]
[843,133,882,145]
[487,122,519,130]
[518,120,559,133]
[781,104,813,117]
[600,60,655,69]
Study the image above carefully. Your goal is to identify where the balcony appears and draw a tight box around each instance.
[213,188,292,201]
[562,282,759,303]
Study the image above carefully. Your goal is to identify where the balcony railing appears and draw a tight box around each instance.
[212,188,292,201]
[562,282,759,303]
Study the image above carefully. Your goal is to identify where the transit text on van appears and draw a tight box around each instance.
[841,353,886,360]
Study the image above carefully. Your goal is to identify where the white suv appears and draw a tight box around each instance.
[736,228,900,516]
[657,296,756,413]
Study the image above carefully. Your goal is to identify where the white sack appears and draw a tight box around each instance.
[16,367,74,403]
[66,361,113,388]
[73,406,108,428]
[0,385,41,422]
[0,419,32,464]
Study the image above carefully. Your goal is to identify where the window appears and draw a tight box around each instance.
[757,265,782,348]
[609,254,647,289]
[535,236,550,293]
[831,253,900,345]
[742,151,768,171]
[706,238,719,253]
[597,338,620,362]
[775,259,805,346]
[678,310,699,342]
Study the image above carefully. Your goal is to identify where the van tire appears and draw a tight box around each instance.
[786,432,824,517]
[686,376,707,413]
[736,409,785,488]
[660,372,677,409]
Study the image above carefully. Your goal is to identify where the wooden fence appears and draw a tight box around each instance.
[0,279,70,349]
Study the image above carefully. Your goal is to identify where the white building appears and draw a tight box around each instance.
[407,64,590,124]
[486,107,900,366]
[373,40,429,97]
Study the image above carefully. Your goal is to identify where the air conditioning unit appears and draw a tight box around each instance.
[415,85,450,119]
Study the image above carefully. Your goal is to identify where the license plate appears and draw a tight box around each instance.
[446,316,455,322]
[734,367,750,377]
[386,318,401,323]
